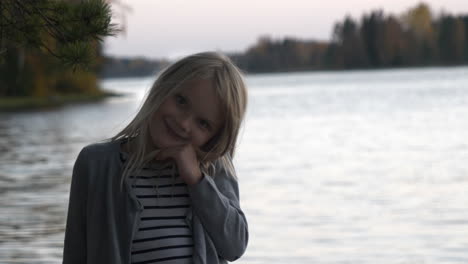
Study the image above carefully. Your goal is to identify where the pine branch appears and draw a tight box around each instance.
[0,0,119,69]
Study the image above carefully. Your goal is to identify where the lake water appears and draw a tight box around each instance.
[1,67,468,264]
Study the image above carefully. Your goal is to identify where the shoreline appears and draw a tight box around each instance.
[0,90,122,112]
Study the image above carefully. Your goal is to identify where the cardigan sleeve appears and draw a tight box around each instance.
[63,147,89,264]
[187,161,249,261]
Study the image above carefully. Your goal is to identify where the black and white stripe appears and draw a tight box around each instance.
[123,153,193,264]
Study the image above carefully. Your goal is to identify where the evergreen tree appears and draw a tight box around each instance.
[438,15,466,65]
[333,16,369,68]
[361,11,385,67]
[462,16,468,62]
[0,0,118,98]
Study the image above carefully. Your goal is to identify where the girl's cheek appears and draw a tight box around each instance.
[192,131,207,148]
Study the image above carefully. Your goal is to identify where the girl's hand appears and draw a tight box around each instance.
[155,144,203,185]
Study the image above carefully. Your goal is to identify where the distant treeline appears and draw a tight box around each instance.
[99,57,169,78]
[231,3,468,72]
[99,3,468,77]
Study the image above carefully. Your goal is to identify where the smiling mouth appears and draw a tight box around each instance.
[164,119,187,142]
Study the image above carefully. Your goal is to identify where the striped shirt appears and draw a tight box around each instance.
[121,153,194,264]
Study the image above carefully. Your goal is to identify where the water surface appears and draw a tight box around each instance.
[1,67,467,263]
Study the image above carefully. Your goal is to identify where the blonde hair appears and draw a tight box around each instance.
[111,52,248,189]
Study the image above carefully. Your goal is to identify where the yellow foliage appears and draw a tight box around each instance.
[401,3,434,40]
[25,51,52,97]
[55,70,99,95]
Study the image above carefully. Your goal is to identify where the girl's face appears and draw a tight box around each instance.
[149,78,224,150]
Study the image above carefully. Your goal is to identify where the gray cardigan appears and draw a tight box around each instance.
[62,139,248,264]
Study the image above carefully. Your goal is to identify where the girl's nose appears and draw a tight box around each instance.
[175,114,192,137]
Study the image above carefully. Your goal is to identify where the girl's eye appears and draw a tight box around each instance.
[199,119,211,130]
[175,94,187,105]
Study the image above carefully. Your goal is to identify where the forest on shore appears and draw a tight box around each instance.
[231,3,468,72]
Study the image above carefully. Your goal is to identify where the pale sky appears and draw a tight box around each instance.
[104,0,468,59]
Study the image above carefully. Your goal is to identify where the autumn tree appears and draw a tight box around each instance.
[401,3,437,65]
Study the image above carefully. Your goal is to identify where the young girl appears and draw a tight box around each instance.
[63,52,249,264]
